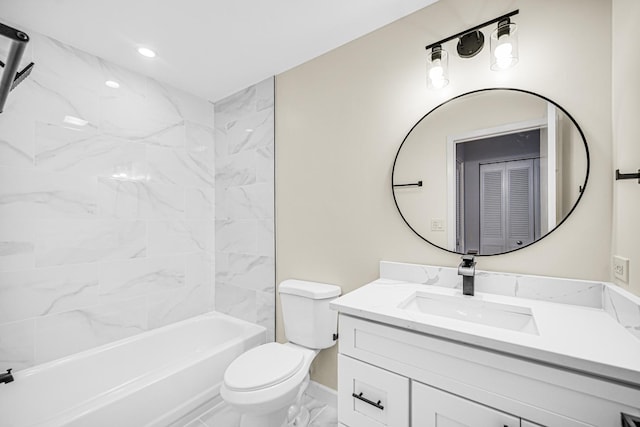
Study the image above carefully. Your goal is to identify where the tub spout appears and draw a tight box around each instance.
[0,368,13,384]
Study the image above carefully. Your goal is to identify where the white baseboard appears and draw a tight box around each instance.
[306,380,337,409]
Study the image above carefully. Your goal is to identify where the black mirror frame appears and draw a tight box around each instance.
[391,87,590,256]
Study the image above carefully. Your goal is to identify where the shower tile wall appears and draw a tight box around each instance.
[0,29,216,371]
[214,78,275,341]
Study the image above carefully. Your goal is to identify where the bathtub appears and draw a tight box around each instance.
[0,311,266,427]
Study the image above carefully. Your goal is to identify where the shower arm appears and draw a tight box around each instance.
[0,21,35,114]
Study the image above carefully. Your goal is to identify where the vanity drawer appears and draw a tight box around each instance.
[412,380,520,427]
[338,354,409,427]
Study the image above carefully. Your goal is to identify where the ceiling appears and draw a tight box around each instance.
[1,0,439,102]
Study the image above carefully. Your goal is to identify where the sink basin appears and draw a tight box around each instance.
[399,291,539,334]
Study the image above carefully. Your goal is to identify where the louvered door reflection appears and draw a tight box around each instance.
[479,164,506,254]
[480,159,535,254]
[506,160,534,251]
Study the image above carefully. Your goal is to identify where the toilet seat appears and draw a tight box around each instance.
[224,342,305,391]
[220,342,319,416]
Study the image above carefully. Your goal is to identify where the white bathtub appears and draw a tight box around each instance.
[0,312,266,427]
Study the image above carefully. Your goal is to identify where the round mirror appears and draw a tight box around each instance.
[392,88,589,256]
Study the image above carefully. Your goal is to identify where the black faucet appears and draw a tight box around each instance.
[458,255,476,296]
[0,369,14,384]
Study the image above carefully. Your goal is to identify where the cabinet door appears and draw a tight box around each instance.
[338,354,409,427]
[412,381,519,427]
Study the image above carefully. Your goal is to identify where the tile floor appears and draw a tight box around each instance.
[183,393,338,427]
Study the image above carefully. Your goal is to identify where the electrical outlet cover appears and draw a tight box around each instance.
[613,255,629,283]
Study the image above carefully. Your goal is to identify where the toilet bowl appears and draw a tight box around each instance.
[220,343,318,425]
[220,280,341,427]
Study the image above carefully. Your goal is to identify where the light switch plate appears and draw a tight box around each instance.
[613,255,629,283]
[430,219,444,232]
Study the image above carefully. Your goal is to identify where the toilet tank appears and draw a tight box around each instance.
[279,280,342,349]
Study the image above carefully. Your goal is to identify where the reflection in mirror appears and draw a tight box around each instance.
[392,89,589,256]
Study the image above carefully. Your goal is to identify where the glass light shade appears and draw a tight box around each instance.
[490,22,518,71]
[427,48,449,89]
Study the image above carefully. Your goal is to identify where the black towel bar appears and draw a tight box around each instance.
[393,180,423,188]
[615,169,640,184]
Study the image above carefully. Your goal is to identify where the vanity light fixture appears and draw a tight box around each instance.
[424,10,519,88]
[426,45,449,89]
[490,18,519,70]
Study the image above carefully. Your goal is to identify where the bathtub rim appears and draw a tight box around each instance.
[12,310,266,380]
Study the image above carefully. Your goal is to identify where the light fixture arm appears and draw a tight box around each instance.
[424,9,519,52]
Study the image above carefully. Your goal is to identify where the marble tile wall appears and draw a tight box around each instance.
[0,29,216,371]
[214,78,275,341]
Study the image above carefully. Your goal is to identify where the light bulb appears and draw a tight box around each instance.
[496,57,513,70]
[429,60,444,80]
[431,76,447,89]
[494,40,513,69]
[494,41,512,58]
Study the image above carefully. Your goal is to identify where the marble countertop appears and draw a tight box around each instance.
[331,277,640,387]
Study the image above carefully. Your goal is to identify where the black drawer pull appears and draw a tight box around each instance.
[352,392,384,410]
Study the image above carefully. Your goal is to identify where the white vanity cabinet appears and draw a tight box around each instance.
[336,314,640,427]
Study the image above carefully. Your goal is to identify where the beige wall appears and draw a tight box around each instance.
[276,0,613,389]
[612,0,640,295]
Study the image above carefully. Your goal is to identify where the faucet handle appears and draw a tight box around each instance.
[461,254,475,266]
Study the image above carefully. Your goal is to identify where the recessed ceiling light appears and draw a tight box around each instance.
[137,47,156,58]
[245,128,254,133]
[63,115,88,126]
[105,80,120,89]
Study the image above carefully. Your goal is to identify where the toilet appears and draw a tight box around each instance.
[220,279,341,427]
